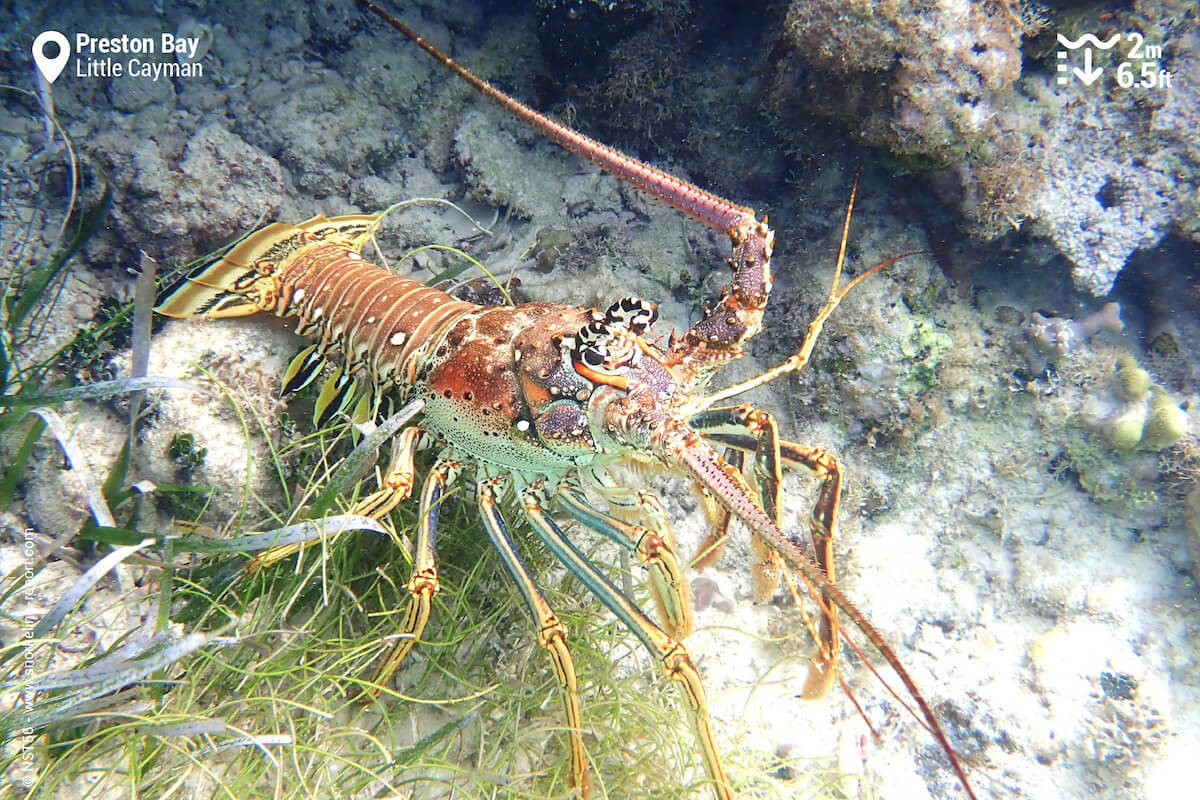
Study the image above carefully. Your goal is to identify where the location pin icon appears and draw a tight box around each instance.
[33,31,70,84]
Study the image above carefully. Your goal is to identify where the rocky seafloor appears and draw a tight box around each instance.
[1,0,1199,798]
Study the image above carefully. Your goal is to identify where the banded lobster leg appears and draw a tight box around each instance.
[654,429,976,799]
[354,427,424,519]
[473,478,590,798]
[689,448,744,576]
[343,466,593,798]
[555,478,694,640]
[689,406,843,700]
[365,456,458,691]
[689,426,788,607]
[249,426,425,570]
[521,484,733,800]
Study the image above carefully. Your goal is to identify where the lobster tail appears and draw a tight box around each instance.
[155,221,299,318]
[155,214,385,319]
[156,207,480,427]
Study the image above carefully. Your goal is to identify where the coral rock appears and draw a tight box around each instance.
[1140,389,1188,451]
[1106,403,1147,451]
[1115,356,1152,401]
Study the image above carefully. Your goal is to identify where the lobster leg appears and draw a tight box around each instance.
[556,480,693,640]
[247,427,425,570]
[704,407,787,604]
[521,486,733,800]
[774,442,840,699]
[663,434,975,798]
[476,478,590,799]
[692,408,843,700]
[354,426,422,519]
[367,458,457,694]
[688,443,788,607]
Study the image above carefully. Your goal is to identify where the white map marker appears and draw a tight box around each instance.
[32,31,70,84]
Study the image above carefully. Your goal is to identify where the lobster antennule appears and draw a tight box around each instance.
[665,430,979,800]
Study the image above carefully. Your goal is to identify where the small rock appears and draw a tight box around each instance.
[108,73,176,112]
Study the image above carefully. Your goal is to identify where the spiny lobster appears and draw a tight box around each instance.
[156,2,978,798]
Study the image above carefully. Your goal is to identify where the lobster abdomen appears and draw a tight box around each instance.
[280,242,475,389]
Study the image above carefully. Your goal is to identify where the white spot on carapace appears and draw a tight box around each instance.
[390,332,406,347]
[513,348,522,362]
[312,307,324,320]
[366,316,376,324]
[293,288,306,302]
[346,251,361,260]
[516,420,530,432]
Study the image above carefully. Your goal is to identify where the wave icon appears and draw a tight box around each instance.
[1057,33,1121,49]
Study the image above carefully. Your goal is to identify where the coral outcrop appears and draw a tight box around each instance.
[773,0,1200,295]
[778,0,1026,165]
[1027,302,1124,361]
[91,122,287,264]
[772,0,1031,230]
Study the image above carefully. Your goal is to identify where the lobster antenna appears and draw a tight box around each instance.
[676,441,979,800]
[358,0,757,238]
